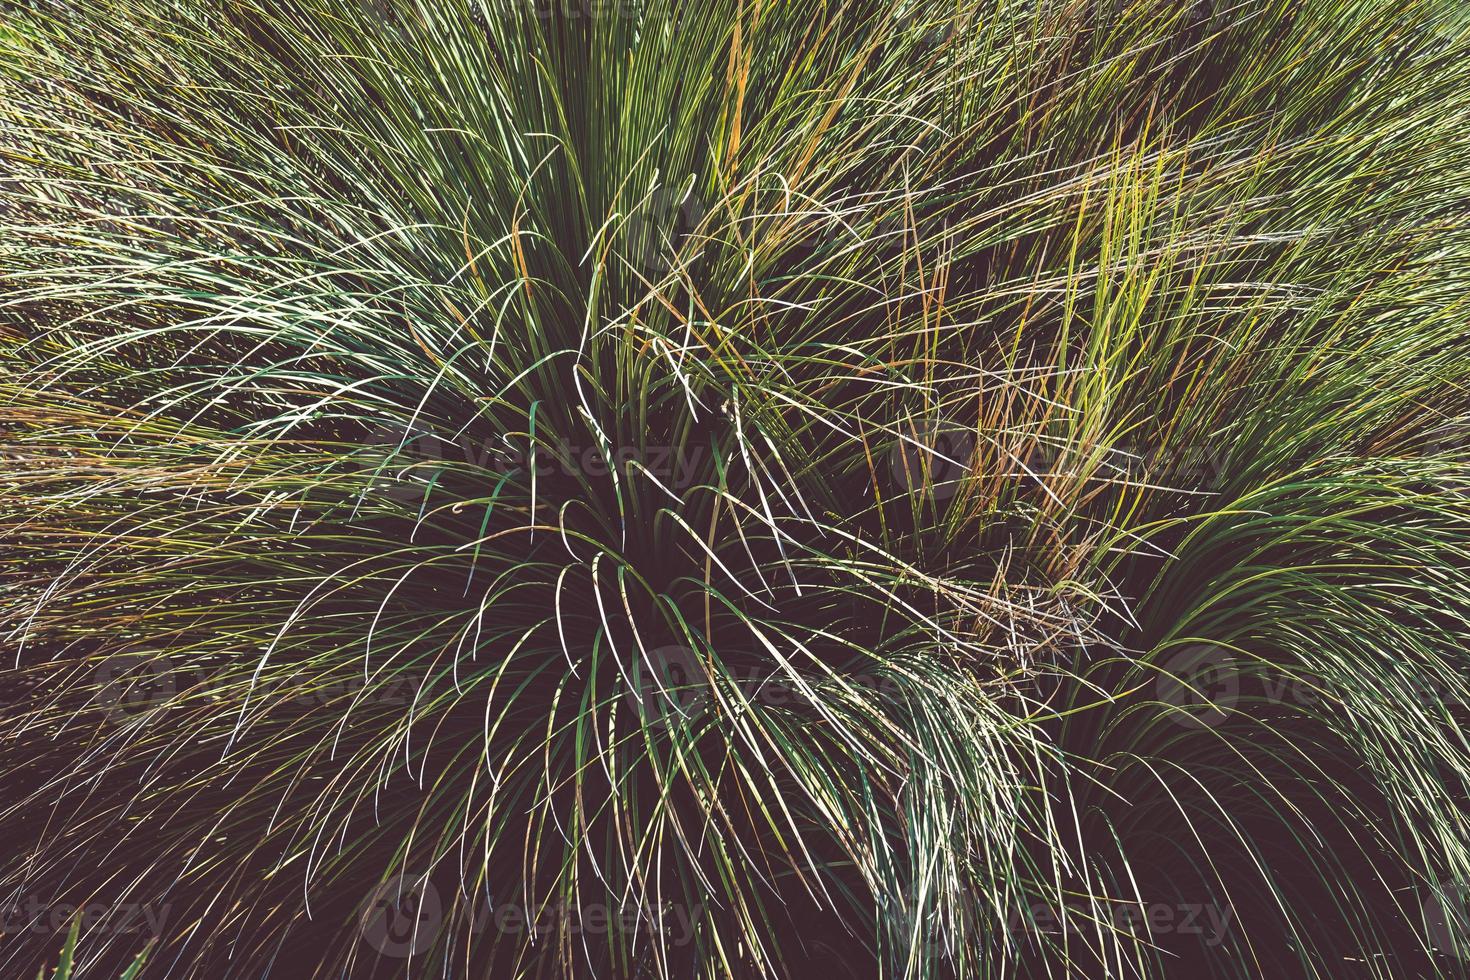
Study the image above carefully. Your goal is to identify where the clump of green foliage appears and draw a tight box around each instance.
[2,0,1469,976]
[35,920,148,980]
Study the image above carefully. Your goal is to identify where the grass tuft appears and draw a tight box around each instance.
[2,0,1469,976]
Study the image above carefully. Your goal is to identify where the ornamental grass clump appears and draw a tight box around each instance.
[2,0,1469,976]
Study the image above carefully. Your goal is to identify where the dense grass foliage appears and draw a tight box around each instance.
[2,0,1469,976]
